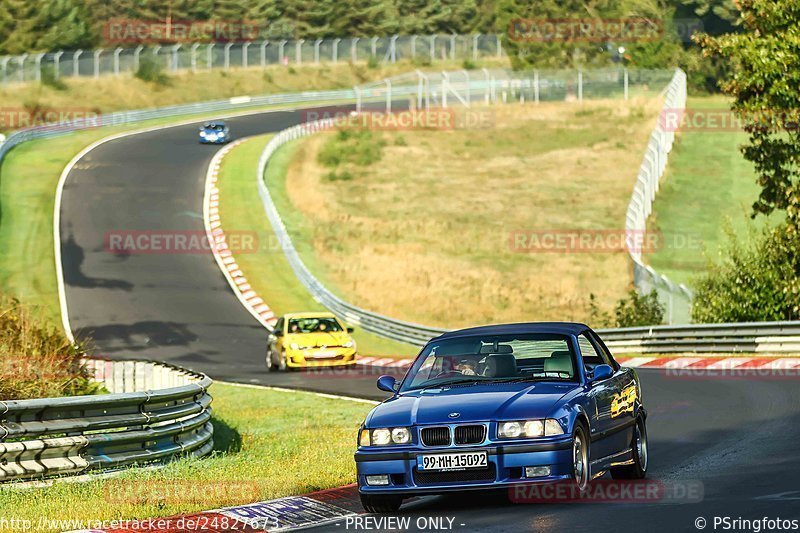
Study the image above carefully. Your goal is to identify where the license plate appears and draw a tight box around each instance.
[417,451,488,471]
[312,350,336,358]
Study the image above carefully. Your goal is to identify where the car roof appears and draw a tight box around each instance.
[283,312,337,319]
[203,121,226,127]
[431,322,590,341]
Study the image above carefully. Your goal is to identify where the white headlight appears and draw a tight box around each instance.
[544,419,565,436]
[371,428,391,446]
[498,421,523,438]
[343,340,354,348]
[391,427,410,444]
[523,420,544,437]
[290,343,299,350]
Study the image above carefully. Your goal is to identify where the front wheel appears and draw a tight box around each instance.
[360,493,403,513]
[611,416,648,479]
[572,422,590,492]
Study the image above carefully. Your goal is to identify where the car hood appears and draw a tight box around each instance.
[367,382,579,427]
[285,331,351,347]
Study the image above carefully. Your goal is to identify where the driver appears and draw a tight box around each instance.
[457,359,477,375]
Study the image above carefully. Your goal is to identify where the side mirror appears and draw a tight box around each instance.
[274,329,283,337]
[377,375,397,393]
[591,364,614,384]
[347,327,354,333]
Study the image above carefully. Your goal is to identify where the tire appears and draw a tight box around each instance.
[611,416,648,479]
[265,348,276,372]
[278,349,288,371]
[572,422,591,492]
[360,493,403,513]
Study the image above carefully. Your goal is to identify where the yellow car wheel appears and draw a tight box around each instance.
[278,349,288,371]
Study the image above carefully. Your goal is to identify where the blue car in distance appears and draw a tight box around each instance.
[198,121,230,144]
[355,322,648,513]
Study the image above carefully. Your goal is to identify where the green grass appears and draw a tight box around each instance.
[644,96,777,287]
[217,137,417,357]
[0,383,374,532]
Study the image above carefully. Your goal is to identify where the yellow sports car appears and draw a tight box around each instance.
[266,312,357,370]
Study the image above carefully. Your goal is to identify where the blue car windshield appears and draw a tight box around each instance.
[401,334,577,391]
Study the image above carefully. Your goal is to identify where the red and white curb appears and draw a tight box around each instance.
[65,484,364,533]
[203,140,278,330]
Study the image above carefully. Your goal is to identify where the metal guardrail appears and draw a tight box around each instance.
[0,359,212,483]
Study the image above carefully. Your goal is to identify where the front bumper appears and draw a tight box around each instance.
[199,136,227,144]
[286,349,357,368]
[355,437,574,495]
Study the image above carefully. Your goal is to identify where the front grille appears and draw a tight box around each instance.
[454,425,486,445]
[414,464,496,485]
[420,427,451,446]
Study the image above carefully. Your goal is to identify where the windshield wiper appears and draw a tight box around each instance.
[415,378,484,391]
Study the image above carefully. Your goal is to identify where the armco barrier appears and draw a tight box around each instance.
[0,359,212,483]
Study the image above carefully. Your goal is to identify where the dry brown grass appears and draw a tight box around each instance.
[284,98,662,328]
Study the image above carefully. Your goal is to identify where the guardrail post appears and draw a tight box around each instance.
[191,43,200,72]
[462,69,471,106]
[314,39,322,64]
[482,68,490,104]
[385,79,392,113]
[260,40,269,67]
[351,38,359,63]
[534,70,540,103]
[113,47,122,75]
[242,41,251,68]
[472,34,479,61]
[18,54,27,82]
[206,43,214,69]
[442,71,448,108]
[332,38,340,63]
[296,39,304,64]
[34,53,44,82]
[416,70,426,109]
[224,42,233,70]
[354,86,361,113]
[72,50,82,77]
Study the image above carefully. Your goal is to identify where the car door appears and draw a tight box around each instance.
[579,333,626,460]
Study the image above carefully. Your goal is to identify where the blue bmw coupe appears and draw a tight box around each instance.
[355,322,648,513]
[198,121,230,144]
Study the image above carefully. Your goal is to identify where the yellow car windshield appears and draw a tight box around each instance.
[287,317,343,334]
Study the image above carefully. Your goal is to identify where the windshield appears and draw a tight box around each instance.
[203,123,225,131]
[400,333,577,391]
[287,317,343,334]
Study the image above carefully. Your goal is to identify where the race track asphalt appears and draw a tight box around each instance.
[58,105,800,531]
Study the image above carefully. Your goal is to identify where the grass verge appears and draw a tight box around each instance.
[0,383,373,532]
[271,99,664,328]
[644,95,778,287]
[217,137,416,357]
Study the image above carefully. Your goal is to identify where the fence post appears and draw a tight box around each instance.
[332,38,340,63]
[93,49,102,79]
[430,35,436,62]
[450,34,456,60]
[624,67,629,100]
[260,40,269,67]
[34,53,44,81]
[534,70,540,103]
[472,34,479,61]
[18,54,27,82]
[411,35,417,60]
[171,44,180,72]
[496,35,502,58]
[279,40,287,64]
[314,39,322,64]
[1,57,10,84]
[73,50,82,77]
[224,42,233,69]
[113,47,122,75]
[191,43,200,72]
[389,35,398,63]
[371,36,378,58]
[133,45,143,72]
[482,68,490,104]
[51,51,62,80]
[242,42,251,68]
[351,38,359,63]
[296,39,304,64]
[206,43,214,69]
[153,45,161,70]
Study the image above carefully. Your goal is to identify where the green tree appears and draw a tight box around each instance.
[698,0,800,230]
